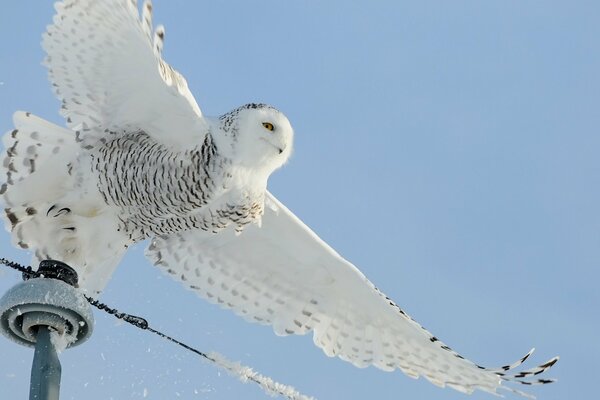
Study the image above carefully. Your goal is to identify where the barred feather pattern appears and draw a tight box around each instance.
[91,131,263,242]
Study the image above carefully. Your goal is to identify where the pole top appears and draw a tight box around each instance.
[0,261,94,349]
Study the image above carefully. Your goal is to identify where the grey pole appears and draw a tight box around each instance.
[0,261,94,400]
[30,326,62,400]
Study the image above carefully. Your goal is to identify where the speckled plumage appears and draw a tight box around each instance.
[94,131,224,240]
[1,0,558,397]
[1,0,293,293]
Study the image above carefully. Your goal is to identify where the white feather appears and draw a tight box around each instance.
[146,192,551,395]
[43,0,207,148]
[1,1,558,396]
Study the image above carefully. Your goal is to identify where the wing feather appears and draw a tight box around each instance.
[42,0,207,147]
[145,192,558,396]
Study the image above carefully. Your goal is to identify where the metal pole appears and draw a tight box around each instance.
[29,325,61,400]
[1,261,94,400]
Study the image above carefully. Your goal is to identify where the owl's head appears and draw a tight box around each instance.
[215,103,293,173]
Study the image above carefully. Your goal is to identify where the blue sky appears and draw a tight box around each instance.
[1,1,598,399]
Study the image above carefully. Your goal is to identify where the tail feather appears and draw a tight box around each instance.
[2,112,126,295]
[2,112,78,207]
[3,111,75,184]
[2,112,78,238]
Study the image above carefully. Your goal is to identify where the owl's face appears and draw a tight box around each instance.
[217,104,293,173]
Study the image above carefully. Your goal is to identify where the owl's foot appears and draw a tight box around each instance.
[46,204,79,256]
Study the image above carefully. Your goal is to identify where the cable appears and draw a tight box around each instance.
[0,257,314,400]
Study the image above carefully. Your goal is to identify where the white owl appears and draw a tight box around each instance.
[1,0,557,397]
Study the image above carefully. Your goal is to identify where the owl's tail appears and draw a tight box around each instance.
[2,111,77,205]
[1,112,125,295]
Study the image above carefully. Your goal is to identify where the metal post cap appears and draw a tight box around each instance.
[0,277,94,348]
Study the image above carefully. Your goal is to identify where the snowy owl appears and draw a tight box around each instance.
[1,0,557,397]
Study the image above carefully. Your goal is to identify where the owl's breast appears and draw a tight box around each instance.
[91,131,229,241]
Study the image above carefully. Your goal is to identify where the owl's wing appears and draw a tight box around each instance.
[145,192,558,397]
[43,0,207,147]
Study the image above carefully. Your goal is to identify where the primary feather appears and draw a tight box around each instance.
[1,0,557,397]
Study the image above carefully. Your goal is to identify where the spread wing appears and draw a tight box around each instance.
[43,0,207,147]
[145,192,558,397]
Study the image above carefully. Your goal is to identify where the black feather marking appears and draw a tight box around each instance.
[5,209,19,229]
[46,204,57,216]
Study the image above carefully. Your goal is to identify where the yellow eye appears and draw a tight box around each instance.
[262,122,274,131]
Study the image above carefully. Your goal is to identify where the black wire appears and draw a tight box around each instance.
[0,257,299,398]
[0,258,213,358]
[0,257,38,278]
[82,295,214,361]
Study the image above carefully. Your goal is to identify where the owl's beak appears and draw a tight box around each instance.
[262,137,286,155]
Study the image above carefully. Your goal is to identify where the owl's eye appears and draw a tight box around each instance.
[262,122,274,131]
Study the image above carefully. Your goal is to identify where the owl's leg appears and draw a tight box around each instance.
[43,204,79,257]
[42,204,129,294]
